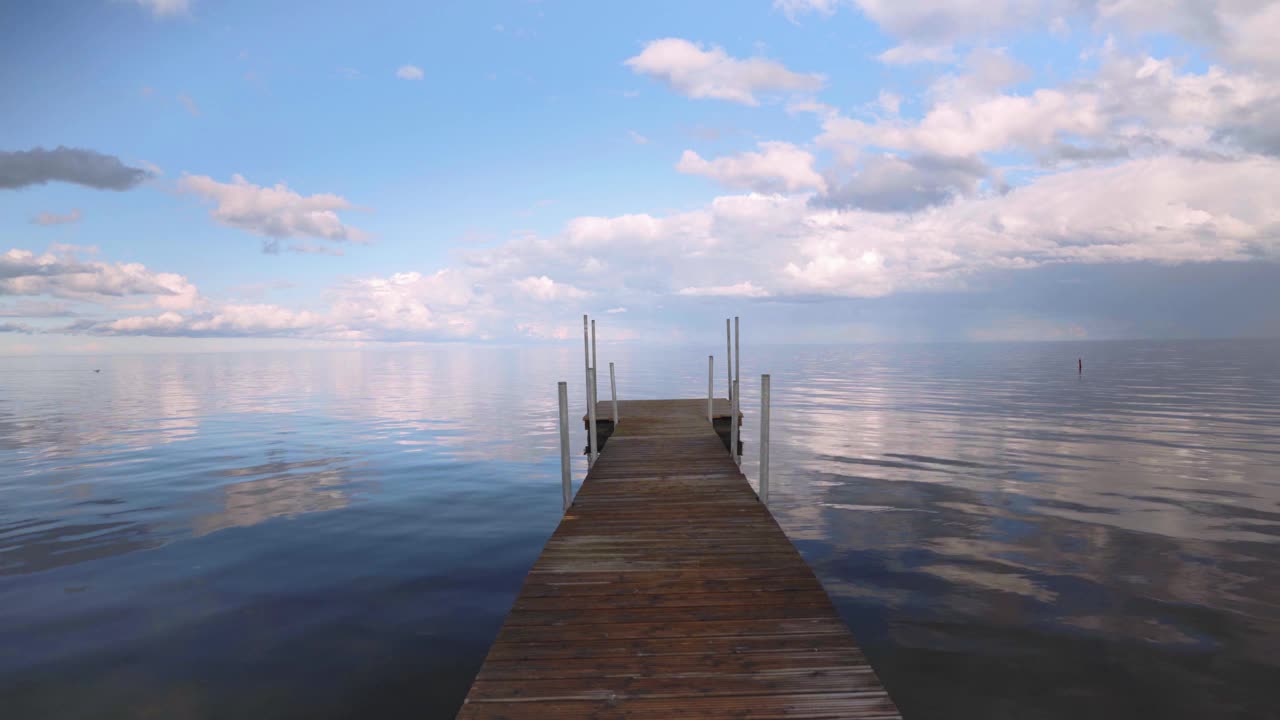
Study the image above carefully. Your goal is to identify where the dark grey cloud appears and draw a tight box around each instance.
[1217,97,1280,157]
[0,322,35,334]
[679,261,1280,342]
[0,300,75,317]
[1048,143,1133,163]
[0,146,155,191]
[815,153,989,212]
[0,255,79,281]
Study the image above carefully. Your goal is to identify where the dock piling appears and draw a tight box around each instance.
[582,315,591,432]
[609,361,618,424]
[725,318,732,404]
[734,315,740,400]
[730,378,740,464]
[760,373,770,504]
[587,368,598,466]
[586,317,596,409]
[707,355,714,422]
[558,381,571,510]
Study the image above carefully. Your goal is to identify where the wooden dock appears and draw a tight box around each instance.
[456,398,901,719]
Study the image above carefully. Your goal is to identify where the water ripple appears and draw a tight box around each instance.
[1,340,1278,718]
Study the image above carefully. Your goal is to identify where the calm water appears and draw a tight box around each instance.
[2,340,1279,719]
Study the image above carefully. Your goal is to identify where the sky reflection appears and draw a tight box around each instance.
[1,339,1278,718]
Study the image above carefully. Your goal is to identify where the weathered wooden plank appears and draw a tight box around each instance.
[489,617,852,644]
[465,667,884,701]
[512,589,831,610]
[456,398,900,719]
[473,649,871,679]
[482,632,861,661]
[461,693,901,720]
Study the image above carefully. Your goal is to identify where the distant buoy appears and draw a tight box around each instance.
[1078,358,1082,374]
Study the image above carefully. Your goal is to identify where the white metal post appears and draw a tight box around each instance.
[760,374,770,505]
[558,381,571,511]
[609,361,618,425]
[588,317,599,412]
[730,378,739,464]
[707,355,714,422]
[587,367,599,466]
[734,316,740,399]
[725,318,732,405]
[582,314,591,428]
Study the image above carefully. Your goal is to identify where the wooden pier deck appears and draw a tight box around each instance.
[456,398,900,719]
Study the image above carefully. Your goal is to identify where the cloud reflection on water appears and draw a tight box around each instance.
[1,340,1278,718]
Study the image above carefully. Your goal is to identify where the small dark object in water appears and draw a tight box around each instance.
[94,369,100,373]
[1078,358,1082,374]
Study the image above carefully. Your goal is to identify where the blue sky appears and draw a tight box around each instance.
[2,0,1279,353]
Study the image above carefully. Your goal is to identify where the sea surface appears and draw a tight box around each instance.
[2,340,1278,719]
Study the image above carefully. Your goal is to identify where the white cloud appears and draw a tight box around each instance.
[792,154,1280,295]
[30,1,1274,346]
[133,0,190,17]
[1095,0,1280,72]
[928,48,1029,102]
[513,275,589,301]
[820,88,1103,158]
[95,306,320,336]
[773,0,844,20]
[178,174,367,252]
[787,99,838,117]
[877,44,956,65]
[856,0,1046,46]
[396,65,424,80]
[818,51,1280,163]
[624,38,825,106]
[676,142,827,193]
[39,151,1280,341]
[515,321,575,340]
[327,270,485,339]
[780,1,1280,73]
[678,281,772,298]
[628,130,650,144]
[32,209,83,226]
[461,155,1280,303]
[876,91,902,114]
[84,269,485,341]
[0,248,199,309]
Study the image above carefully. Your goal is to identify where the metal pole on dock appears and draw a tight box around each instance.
[582,314,591,428]
[558,381,571,510]
[609,361,618,424]
[730,378,739,464]
[588,317,599,412]
[760,374,770,505]
[707,355,714,422]
[587,367,599,466]
[725,318,732,404]
[734,316,740,400]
